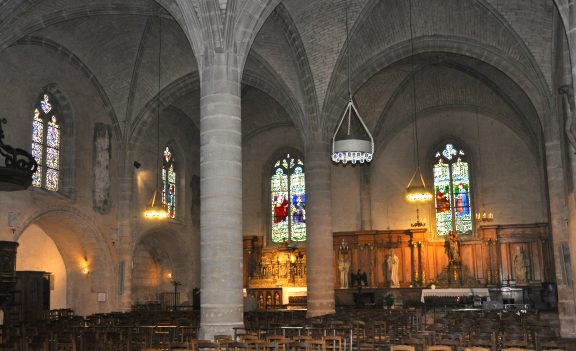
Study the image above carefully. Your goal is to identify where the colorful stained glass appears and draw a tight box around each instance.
[45,168,58,191]
[32,143,43,164]
[433,144,473,236]
[47,120,60,148]
[434,161,452,236]
[46,147,59,169]
[271,153,306,243]
[271,167,289,243]
[32,166,42,188]
[33,112,43,143]
[31,93,61,191]
[162,146,176,218]
[452,159,472,234]
[290,166,306,241]
[40,94,52,114]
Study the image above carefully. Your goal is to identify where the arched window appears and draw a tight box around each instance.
[271,153,306,243]
[32,93,60,191]
[433,143,473,236]
[162,146,176,219]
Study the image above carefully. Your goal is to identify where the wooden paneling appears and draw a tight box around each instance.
[243,223,553,291]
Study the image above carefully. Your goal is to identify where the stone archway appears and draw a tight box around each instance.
[131,228,194,309]
[16,208,115,316]
[16,224,67,310]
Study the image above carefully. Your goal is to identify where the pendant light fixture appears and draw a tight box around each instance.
[331,0,374,165]
[474,108,493,223]
[144,17,168,219]
[405,0,433,203]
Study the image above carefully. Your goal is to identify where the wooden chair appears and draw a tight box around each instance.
[266,336,289,351]
[401,334,428,351]
[463,347,490,351]
[467,331,494,350]
[170,341,193,350]
[432,333,461,349]
[323,336,342,351]
[239,335,260,342]
[246,339,264,351]
[293,336,313,342]
[215,335,234,348]
[308,340,326,351]
[257,341,280,351]
[192,339,220,351]
[226,341,250,351]
[502,332,530,349]
[214,334,232,346]
[425,346,452,351]
[389,345,415,351]
[267,336,289,342]
[287,341,308,351]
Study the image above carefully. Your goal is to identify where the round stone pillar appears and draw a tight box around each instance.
[199,52,243,339]
[305,141,335,317]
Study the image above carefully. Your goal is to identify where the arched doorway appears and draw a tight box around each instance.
[16,224,67,309]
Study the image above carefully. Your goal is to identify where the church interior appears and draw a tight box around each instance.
[1,0,576,350]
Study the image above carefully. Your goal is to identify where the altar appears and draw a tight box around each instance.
[420,288,490,303]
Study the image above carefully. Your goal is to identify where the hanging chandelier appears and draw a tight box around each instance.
[331,1,374,165]
[406,167,433,202]
[0,118,38,191]
[144,17,168,220]
[474,108,493,224]
[405,0,432,203]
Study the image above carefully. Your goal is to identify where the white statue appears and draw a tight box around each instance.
[513,246,529,285]
[338,254,351,288]
[385,249,400,288]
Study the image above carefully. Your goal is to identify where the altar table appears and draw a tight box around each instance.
[420,288,490,303]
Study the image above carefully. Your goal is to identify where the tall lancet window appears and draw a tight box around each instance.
[162,146,176,219]
[271,153,306,243]
[32,93,61,191]
[433,143,473,236]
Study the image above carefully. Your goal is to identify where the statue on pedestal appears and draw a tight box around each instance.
[447,231,461,263]
[385,249,400,288]
[337,254,351,288]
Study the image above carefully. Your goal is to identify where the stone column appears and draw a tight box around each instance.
[565,0,576,306]
[545,140,576,337]
[305,141,335,317]
[199,52,243,339]
[117,157,135,312]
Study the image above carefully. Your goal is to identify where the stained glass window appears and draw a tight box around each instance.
[162,146,176,219]
[433,143,472,236]
[32,94,60,191]
[271,153,306,243]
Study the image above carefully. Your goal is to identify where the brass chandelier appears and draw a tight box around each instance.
[404,0,432,203]
[144,17,168,219]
